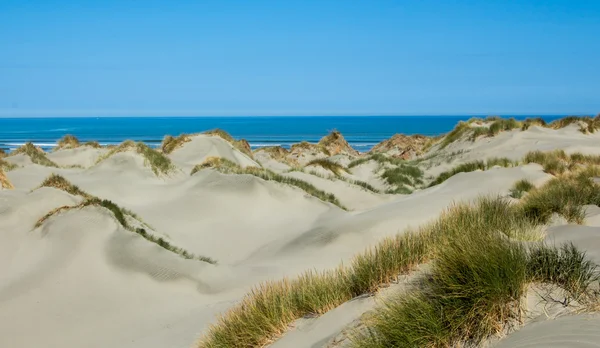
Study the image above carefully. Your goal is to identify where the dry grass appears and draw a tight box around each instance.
[190,157,239,175]
[198,231,433,348]
[32,181,216,263]
[36,173,91,198]
[509,179,535,199]
[198,165,600,347]
[55,134,80,151]
[95,140,176,176]
[351,196,597,347]
[429,157,515,187]
[161,134,192,154]
[11,142,59,167]
[305,158,348,176]
[204,129,254,158]
[0,167,13,189]
[193,158,346,209]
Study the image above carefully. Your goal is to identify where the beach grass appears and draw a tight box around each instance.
[33,175,215,263]
[509,179,535,199]
[37,173,92,198]
[96,140,176,176]
[11,142,60,167]
[204,129,254,158]
[161,134,192,154]
[429,157,515,187]
[381,164,424,190]
[192,158,347,209]
[55,134,80,151]
[305,158,348,176]
[0,167,13,189]
[198,164,600,347]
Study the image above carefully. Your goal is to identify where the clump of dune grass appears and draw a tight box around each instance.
[487,117,521,136]
[521,117,547,130]
[349,153,405,168]
[429,157,515,187]
[199,184,600,348]
[11,142,59,167]
[204,129,254,158]
[96,140,176,176]
[290,141,331,156]
[509,179,535,199]
[195,159,346,209]
[305,158,348,176]
[524,150,571,175]
[380,163,424,192]
[198,230,434,348]
[0,148,6,158]
[54,134,80,151]
[161,134,192,154]
[37,173,91,198]
[34,191,216,263]
[346,179,380,194]
[83,141,102,148]
[519,173,600,224]
[439,122,470,148]
[0,167,13,189]
[190,157,238,175]
[351,197,597,347]
[469,126,489,141]
[0,157,17,171]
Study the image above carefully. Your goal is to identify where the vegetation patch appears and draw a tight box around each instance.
[520,172,600,224]
[199,186,600,348]
[83,141,102,148]
[55,134,80,151]
[429,157,515,187]
[0,158,18,171]
[439,121,470,148]
[204,129,254,158]
[350,197,598,347]
[305,158,348,176]
[381,164,424,190]
[161,134,192,154]
[487,117,521,136]
[33,180,215,263]
[521,117,547,130]
[11,142,59,167]
[36,173,91,198]
[509,179,535,199]
[0,167,13,189]
[190,157,238,175]
[349,153,405,168]
[96,140,176,176]
[195,158,346,209]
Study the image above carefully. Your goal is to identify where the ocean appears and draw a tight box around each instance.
[0,116,564,152]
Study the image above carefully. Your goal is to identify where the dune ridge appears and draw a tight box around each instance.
[2,115,600,348]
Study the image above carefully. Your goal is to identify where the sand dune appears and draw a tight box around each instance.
[2,119,600,347]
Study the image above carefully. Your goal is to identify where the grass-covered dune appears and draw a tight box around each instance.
[192,157,347,210]
[161,129,254,159]
[197,165,600,348]
[10,142,60,167]
[96,140,176,176]
[34,173,216,263]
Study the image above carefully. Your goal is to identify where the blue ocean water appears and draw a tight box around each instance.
[0,116,564,152]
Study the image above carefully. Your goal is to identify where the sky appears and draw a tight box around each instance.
[0,0,599,117]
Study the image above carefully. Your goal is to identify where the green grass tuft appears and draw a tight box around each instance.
[305,158,348,176]
[509,179,535,199]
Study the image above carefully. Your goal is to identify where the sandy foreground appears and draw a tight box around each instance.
[2,123,600,347]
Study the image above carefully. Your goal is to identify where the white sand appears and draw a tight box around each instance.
[1,125,600,347]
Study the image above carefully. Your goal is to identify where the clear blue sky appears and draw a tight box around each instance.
[1,0,599,117]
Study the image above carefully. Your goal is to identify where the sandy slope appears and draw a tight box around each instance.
[1,125,600,348]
